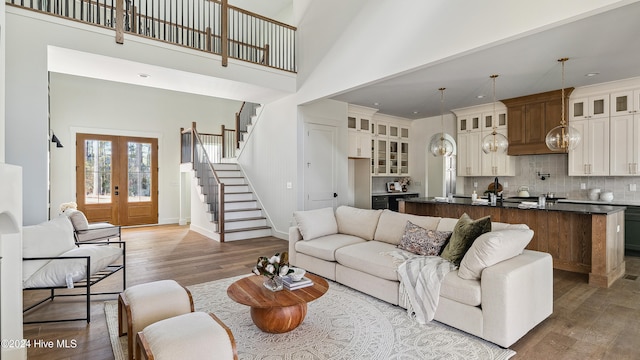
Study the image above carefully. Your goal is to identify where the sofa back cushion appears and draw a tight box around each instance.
[22,216,77,282]
[335,206,382,241]
[458,228,534,280]
[293,207,338,241]
[374,210,441,245]
[440,213,491,266]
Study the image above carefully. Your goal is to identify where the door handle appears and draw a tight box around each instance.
[115,191,119,195]
[334,193,338,198]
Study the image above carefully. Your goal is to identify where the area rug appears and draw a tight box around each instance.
[105,275,515,359]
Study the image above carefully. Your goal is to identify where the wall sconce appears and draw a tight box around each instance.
[51,131,64,148]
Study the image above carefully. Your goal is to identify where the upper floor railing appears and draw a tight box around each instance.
[7,0,297,73]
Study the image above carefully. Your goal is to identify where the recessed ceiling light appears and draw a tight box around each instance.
[138,73,151,78]
[585,72,600,77]
[413,111,419,114]
[373,102,380,106]
[477,95,485,99]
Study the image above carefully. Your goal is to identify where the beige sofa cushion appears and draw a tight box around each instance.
[440,271,482,306]
[458,229,534,280]
[294,233,364,261]
[373,210,441,245]
[335,241,404,281]
[335,206,382,241]
[293,207,338,240]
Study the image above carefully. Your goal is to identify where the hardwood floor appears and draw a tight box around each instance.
[22,225,640,359]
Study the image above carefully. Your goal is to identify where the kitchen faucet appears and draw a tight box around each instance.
[494,177,503,204]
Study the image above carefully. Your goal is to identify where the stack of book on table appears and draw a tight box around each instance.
[283,276,314,290]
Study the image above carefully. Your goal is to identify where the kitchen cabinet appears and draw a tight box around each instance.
[569,94,609,121]
[610,89,640,116]
[610,114,640,175]
[481,128,515,176]
[371,114,411,176]
[348,105,376,159]
[457,131,482,176]
[502,88,573,155]
[453,102,513,176]
[569,117,610,175]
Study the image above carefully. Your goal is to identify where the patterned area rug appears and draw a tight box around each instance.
[105,275,515,360]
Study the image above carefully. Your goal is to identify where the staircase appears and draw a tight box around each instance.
[211,163,271,241]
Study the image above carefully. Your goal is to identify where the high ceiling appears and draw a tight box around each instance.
[330,2,640,120]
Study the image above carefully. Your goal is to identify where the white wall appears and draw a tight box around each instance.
[49,73,241,224]
[0,0,5,163]
[237,96,299,238]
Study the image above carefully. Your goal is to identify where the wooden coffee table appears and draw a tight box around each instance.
[227,272,329,333]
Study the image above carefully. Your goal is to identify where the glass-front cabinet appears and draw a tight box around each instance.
[370,113,411,176]
[610,89,640,116]
[569,94,609,120]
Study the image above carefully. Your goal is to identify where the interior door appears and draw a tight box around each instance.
[76,134,158,225]
[304,123,338,210]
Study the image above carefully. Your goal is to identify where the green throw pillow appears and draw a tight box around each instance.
[440,213,491,266]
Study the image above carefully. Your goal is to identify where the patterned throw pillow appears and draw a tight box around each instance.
[397,221,452,256]
[440,213,492,266]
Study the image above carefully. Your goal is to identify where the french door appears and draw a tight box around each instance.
[76,133,158,226]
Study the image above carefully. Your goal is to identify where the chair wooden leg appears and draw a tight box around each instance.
[136,332,153,360]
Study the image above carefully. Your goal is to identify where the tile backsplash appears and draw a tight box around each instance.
[462,154,640,203]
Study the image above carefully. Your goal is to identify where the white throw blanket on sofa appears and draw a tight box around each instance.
[394,253,456,324]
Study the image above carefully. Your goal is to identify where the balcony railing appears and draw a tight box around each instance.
[7,0,297,73]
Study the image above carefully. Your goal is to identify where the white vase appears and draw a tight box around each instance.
[600,192,614,202]
[588,188,601,201]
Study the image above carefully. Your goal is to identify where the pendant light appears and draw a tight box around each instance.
[481,74,509,154]
[545,58,581,152]
[429,88,454,157]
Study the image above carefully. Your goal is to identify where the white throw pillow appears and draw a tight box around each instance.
[458,229,534,280]
[335,206,382,241]
[23,245,123,288]
[293,207,338,241]
[22,216,77,282]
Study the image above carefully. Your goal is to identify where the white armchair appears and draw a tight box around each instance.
[22,215,126,323]
[64,209,121,243]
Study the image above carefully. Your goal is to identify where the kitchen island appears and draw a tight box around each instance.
[399,197,626,288]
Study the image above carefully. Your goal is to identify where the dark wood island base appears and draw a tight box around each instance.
[399,198,626,288]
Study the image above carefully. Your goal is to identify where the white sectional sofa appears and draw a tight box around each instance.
[288,206,553,348]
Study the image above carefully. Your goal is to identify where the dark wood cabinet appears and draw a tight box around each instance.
[502,89,573,155]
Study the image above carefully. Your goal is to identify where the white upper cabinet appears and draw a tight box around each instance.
[370,113,411,176]
[453,102,513,177]
[609,114,640,175]
[569,117,610,176]
[348,105,376,159]
[569,94,609,121]
[610,89,640,116]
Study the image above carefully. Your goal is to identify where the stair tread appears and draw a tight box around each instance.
[225,199,257,203]
[225,216,267,223]
[225,207,262,212]
[224,226,271,233]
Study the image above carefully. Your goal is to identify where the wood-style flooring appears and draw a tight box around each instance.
[21,224,640,359]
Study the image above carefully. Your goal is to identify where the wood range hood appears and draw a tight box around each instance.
[501,88,574,156]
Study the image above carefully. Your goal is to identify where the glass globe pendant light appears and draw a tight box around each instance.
[546,58,581,152]
[429,87,454,157]
[481,74,509,154]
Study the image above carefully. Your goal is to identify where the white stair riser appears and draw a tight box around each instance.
[225,228,272,241]
[216,170,242,177]
[224,218,268,230]
[219,177,246,185]
[212,164,239,171]
[224,185,250,193]
[224,201,257,210]
[225,209,262,219]
[225,193,253,202]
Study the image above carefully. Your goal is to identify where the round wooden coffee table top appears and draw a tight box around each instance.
[227,272,328,308]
